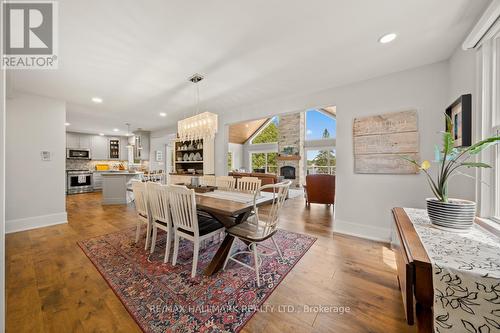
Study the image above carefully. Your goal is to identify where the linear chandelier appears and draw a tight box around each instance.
[177,74,218,141]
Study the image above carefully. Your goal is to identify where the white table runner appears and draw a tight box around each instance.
[198,190,270,204]
[403,208,500,332]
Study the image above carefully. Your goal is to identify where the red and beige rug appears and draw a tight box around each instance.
[78,228,316,332]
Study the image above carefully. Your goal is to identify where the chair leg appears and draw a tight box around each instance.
[191,241,200,278]
[150,224,157,254]
[223,237,236,271]
[135,221,141,244]
[144,221,152,251]
[172,233,179,266]
[271,236,283,260]
[252,243,260,287]
[164,229,171,263]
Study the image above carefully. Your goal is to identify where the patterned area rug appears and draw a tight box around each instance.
[78,228,316,332]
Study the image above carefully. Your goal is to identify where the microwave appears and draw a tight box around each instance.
[67,148,91,160]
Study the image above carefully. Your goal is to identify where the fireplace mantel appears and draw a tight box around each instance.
[277,155,301,161]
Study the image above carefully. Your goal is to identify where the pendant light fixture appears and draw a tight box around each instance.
[177,74,218,141]
[125,123,133,148]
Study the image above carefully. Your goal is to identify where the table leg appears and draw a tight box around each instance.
[204,235,235,276]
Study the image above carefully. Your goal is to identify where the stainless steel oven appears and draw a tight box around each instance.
[67,170,94,194]
[67,148,91,160]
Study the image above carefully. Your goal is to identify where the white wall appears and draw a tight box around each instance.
[447,46,478,201]
[149,128,177,172]
[214,61,467,241]
[228,143,243,170]
[6,93,67,233]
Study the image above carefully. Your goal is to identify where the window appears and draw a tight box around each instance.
[306,149,336,175]
[251,152,278,174]
[251,117,279,144]
[305,109,336,140]
[227,152,233,171]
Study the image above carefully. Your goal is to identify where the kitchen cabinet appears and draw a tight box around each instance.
[132,131,150,161]
[108,137,120,159]
[91,135,108,160]
[66,132,80,148]
[120,137,129,161]
[92,172,103,190]
[79,134,92,149]
[66,132,92,149]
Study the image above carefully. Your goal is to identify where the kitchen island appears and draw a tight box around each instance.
[101,171,143,205]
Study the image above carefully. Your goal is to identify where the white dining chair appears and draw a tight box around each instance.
[223,181,291,287]
[146,182,172,262]
[169,185,225,278]
[216,176,236,191]
[237,177,261,193]
[132,180,152,250]
[199,175,216,187]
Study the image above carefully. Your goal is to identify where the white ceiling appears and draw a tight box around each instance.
[9,0,490,136]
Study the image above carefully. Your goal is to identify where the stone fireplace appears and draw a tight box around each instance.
[280,166,296,179]
[277,113,304,187]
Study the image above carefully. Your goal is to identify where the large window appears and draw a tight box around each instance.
[305,109,336,140]
[227,152,233,171]
[304,108,336,175]
[251,117,279,144]
[306,149,336,175]
[251,152,278,174]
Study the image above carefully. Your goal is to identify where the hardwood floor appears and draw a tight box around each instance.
[6,192,415,333]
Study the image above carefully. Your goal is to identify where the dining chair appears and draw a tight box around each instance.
[223,181,291,287]
[146,182,172,262]
[169,185,225,278]
[131,180,152,250]
[199,175,216,187]
[216,176,236,191]
[237,177,261,193]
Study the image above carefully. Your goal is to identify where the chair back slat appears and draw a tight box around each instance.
[237,177,261,193]
[254,181,291,236]
[168,185,199,235]
[132,180,148,216]
[200,175,216,187]
[146,182,169,224]
[216,176,236,191]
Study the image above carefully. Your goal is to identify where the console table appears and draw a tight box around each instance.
[391,208,499,332]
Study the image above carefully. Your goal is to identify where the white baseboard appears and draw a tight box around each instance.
[6,212,68,233]
[334,219,391,243]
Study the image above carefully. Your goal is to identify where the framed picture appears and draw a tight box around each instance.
[446,94,472,147]
[155,150,163,161]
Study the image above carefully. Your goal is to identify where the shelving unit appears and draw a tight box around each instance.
[174,139,207,175]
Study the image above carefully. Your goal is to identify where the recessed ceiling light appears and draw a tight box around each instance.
[99,133,104,136]
[91,97,103,103]
[113,128,119,132]
[159,112,167,117]
[65,122,70,126]
[379,33,397,44]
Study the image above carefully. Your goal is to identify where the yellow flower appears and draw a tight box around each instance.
[421,160,431,170]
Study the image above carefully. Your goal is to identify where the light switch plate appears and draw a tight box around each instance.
[41,151,51,161]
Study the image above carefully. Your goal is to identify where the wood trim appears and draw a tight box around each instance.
[392,208,430,265]
[462,0,500,49]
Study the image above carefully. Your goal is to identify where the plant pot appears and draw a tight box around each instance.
[426,198,476,231]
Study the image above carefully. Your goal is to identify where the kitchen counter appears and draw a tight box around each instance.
[101,171,143,176]
[101,171,143,205]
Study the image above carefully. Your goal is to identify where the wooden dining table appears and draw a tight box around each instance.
[194,190,275,276]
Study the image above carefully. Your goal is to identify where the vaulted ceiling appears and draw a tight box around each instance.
[8,0,490,136]
[229,118,269,144]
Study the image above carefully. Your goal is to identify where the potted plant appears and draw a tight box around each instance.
[403,116,500,231]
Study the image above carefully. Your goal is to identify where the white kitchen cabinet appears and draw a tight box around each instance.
[120,137,129,160]
[93,172,103,190]
[91,135,108,160]
[78,134,92,149]
[66,132,80,148]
